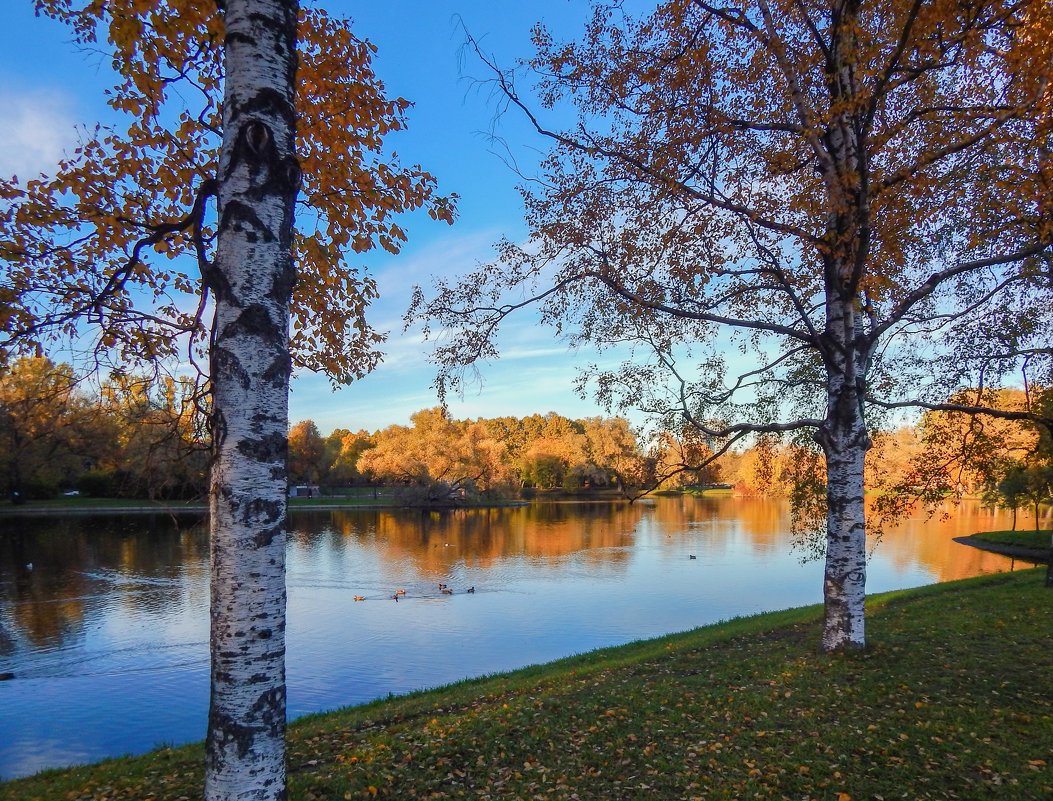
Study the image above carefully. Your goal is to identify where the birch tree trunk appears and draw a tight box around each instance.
[817,295,871,652]
[814,2,873,652]
[206,1,300,799]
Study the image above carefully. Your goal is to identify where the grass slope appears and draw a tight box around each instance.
[3,570,1051,800]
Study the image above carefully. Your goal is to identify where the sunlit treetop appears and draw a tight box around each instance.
[0,0,456,381]
[416,0,1051,421]
[520,0,1051,295]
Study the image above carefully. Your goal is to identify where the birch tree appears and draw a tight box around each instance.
[204,4,298,795]
[412,0,1053,650]
[2,1,452,798]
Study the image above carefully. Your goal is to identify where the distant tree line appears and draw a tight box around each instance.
[1,357,207,501]
[287,407,702,501]
[3,357,1049,522]
[290,391,1051,520]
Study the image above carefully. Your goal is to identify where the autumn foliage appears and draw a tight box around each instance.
[1,1,454,381]
[6,357,1048,511]
[413,0,1053,647]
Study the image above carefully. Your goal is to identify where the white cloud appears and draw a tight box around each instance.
[0,87,76,180]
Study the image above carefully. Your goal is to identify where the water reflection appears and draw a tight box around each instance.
[299,501,645,566]
[0,497,1025,779]
[868,499,1019,583]
[0,515,208,655]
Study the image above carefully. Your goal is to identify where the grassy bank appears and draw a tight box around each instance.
[4,570,1051,800]
[0,496,394,515]
[0,494,550,516]
[966,529,1051,551]
[649,487,736,498]
[0,496,206,512]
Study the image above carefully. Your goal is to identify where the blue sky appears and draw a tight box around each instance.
[0,1,630,434]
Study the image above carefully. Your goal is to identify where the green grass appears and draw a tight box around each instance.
[967,529,1052,551]
[0,495,520,514]
[0,496,204,512]
[288,496,395,508]
[3,570,1051,800]
[649,487,735,497]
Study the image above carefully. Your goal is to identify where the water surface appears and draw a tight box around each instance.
[0,496,1021,779]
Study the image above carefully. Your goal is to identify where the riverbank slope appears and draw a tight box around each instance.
[2,569,1050,800]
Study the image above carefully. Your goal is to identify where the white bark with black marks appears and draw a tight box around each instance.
[206,1,299,799]
[816,289,871,651]
[813,3,873,651]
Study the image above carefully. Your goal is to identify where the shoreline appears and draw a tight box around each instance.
[0,498,541,518]
[953,534,1050,563]
[0,488,736,518]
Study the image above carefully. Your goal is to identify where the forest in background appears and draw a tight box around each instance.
[3,356,1049,523]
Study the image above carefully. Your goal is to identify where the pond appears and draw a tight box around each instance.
[0,496,1023,780]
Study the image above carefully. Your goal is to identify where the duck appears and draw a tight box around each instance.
[689,554,697,560]
[353,595,366,602]
[395,589,407,596]
[391,593,400,601]
[466,586,475,593]
[441,588,453,595]
[438,583,448,590]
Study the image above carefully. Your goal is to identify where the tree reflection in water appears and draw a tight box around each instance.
[0,514,207,651]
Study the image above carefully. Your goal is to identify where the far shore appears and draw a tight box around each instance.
[0,493,650,518]
[0,487,745,518]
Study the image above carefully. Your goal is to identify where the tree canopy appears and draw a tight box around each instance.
[414,0,1053,648]
[2,0,454,382]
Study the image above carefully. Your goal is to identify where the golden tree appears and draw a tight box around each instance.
[0,357,103,498]
[358,408,492,501]
[414,0,1053,650]
[288,419,327,486]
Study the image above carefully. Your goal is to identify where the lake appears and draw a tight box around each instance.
[0,496,1024,780]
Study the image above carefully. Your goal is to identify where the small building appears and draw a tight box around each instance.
[289,485,320,498]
